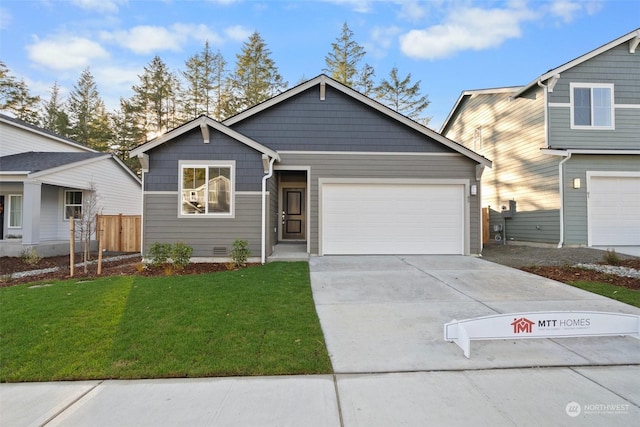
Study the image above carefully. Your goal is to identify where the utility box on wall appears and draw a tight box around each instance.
[501,200,516,218]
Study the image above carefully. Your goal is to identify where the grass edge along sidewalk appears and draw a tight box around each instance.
[0,262,332,382]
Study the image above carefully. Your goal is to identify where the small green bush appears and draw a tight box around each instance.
[230,239,251,267]
[147,242,172,266]
[171,242,193,269]
[603,249,621,266]
[20,247,42,266]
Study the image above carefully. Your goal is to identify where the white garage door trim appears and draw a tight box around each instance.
[319,178,469,255]
[587,171,640,246]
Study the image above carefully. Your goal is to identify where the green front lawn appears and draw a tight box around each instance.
[0,262,332,382]
[569,281,640,308]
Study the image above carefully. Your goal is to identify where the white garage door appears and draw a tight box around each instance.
[321,183,465,255]
[588,175,640,246]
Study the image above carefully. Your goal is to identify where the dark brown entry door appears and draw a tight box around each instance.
[282,188,305,240]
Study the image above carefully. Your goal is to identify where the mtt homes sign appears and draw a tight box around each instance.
[444,311,640,358]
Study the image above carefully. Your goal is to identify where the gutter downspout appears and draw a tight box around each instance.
[261,156,277,264]
[557,152,572,248]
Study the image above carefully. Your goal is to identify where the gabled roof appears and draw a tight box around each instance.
[440,87,522,133]
[129,115,280,160]
[512,28,640,99]
[0,113,97,153]
[0,152,106,173]
[222,74,491,168]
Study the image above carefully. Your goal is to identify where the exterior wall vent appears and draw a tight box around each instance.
[213,246,227,256]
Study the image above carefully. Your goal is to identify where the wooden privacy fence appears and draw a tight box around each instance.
[97,214,141,253]
[482,207,491,245]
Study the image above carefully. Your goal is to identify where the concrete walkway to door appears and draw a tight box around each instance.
[309,255,640,372]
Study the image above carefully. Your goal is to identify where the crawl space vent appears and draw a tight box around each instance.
[212,247,228,256]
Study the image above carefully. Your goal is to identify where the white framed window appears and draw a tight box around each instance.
[64,190,83,219]
[570,83,614,129]
[179,161,235,217]
[8,194,22,228]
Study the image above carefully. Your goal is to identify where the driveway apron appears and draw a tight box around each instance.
[308,255,640,373]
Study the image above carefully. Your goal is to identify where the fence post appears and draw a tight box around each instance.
[118,213,123,252]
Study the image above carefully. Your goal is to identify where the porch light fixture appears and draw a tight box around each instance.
[470,184,477,196]
[573,178,581,189]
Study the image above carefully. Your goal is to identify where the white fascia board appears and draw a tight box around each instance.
[129,116,279,161]
[0,115,97,153]
[440,87,522,133]
[28,154,111,179]
[111,154,142,184]
[513,28,640,99]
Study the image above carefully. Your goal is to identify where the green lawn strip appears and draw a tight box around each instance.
[0,262,332,382]
[568,281,640,308]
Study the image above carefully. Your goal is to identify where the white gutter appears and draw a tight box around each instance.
[261,156,277,264]
[557,152,572,248]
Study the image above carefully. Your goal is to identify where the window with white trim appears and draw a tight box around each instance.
[64,190,83,219]
[570,83,614,129]
[180,162,234,216]
[8,194,22,228]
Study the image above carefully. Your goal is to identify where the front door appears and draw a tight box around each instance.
[282,188,305,240]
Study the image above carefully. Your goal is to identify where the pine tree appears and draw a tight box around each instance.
[131,55,181,138]
[357,63,376,96]
[67,68,112,150]
[228,31,287,113]
[324,22,366,87]
[181,42,226,120]
[40,82,71,136]
[111,98,145,173]
[375,67,430,122]
[0,61,40,123]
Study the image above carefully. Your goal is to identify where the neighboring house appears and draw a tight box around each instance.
[130,75,491,263]
[0,114,142,257]
[441,28,640,248]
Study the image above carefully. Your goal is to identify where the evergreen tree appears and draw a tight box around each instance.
[111,98,145,173]
[228,31,287,113]
[0,61,40,123]
[357,63,376,96]
[324,22,366,87]
[67,68,112,150]
[182,42,227,120]
[40,82,71,136]
[131,55,181,138]
[375,67,430,122]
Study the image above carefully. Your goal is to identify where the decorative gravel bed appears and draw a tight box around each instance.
[575,263,640,279]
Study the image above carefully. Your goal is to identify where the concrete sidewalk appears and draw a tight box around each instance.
[2,255,639,426]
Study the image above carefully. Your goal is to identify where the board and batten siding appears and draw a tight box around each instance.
[143,192,263,257]
[563,155,640,246]
[277,152,482,254]
[548,42,640,150]
[442,88,561,244]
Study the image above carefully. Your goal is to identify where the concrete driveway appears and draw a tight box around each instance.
[309,255,640,373]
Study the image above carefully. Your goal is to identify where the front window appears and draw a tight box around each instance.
[571,83,614,129]
[8,195,22,228]
[65,191,83,219]
[180,162,234,216]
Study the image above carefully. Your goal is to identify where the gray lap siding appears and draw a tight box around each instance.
[277,153,482,255]
[143,193,262,257]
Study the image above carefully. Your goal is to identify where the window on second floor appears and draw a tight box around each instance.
[570,83,614,130]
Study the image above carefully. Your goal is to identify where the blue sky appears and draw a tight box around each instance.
[1,0,638,130]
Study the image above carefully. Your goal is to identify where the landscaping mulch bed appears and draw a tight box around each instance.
[0,254,253,287]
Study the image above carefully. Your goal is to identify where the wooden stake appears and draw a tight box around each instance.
[69,216,75,277]
[97,224,104,275]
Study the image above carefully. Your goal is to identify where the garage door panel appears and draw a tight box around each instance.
[589,175,640,246]
[322,183,464,255]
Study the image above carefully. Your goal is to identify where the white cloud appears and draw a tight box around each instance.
[0,7,10,30]
[101,23,247,54]
[27,34,110,70]
[71,0,126,14]
[400,4,537,60]
[367,25,401,59]
[224,25,252,42]
[322,0,372,13]
[396,0,428,22]
[549,0,581,23]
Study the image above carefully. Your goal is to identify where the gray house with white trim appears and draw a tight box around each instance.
[441,28,640,248]
[130,75,491,262]
[0,114,142,256]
